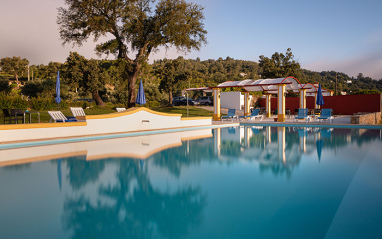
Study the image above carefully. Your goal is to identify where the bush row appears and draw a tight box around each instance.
[0,93,94,110]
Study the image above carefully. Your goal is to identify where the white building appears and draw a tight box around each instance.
[220,91,252,110]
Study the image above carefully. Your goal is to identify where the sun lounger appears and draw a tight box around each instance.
[48,111,78,123]
[221,109,238,121]
[116,107,127,112]
[70,107,85,117]
[69,107,87,121]
[239,108,263,121]
[317,109,334,123]
[294,108,311,122]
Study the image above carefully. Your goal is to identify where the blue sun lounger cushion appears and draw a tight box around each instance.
[294,108,311,122]
[239,108,263,121]
[317,109,334,123]
[221,109,238,121]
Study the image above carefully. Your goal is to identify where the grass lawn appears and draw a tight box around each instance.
[0,106,213,124]
[150,106,214,117]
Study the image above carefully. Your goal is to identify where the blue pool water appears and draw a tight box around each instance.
[0,126,382,239]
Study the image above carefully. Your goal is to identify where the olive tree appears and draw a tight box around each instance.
[259,48,301,79]
[0,56,29,83]
[57,0,207,107]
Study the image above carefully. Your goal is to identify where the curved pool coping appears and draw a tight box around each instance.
[0,124,233,150]
[240,122,382,129]
[0,121,381,150]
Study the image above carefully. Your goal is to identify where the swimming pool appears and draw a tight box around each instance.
[0,126,381,238]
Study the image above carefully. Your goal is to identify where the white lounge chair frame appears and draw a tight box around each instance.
[48,111,75,123]
[70,107,86,117]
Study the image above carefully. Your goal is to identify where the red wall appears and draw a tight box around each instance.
[259,94,381,115]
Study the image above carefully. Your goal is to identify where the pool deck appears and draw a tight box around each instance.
[209,107,382,129]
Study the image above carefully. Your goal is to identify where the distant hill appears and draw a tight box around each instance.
[1,57,381,95]
[151,57,382,94]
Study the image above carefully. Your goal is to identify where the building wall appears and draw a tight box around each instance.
[221,92,252,110]
[220,92,242,110]
[259,94,381,115]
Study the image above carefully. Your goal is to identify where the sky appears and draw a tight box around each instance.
[1,0,381,79]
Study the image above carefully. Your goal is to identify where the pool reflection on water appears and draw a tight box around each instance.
[0,126,382,239]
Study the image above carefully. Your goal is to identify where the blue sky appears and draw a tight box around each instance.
[1,0,381,79]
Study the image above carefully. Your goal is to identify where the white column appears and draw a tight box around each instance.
[265,94,271,118]
[214,128,221,157]
[213,88,221,120]
[244,92,250,116]
[278,127,286,163]
[299,89,306,109]
[314,93,319,109]
[266,126,271,143]
[277,84,286,122]
[244,126,251,148]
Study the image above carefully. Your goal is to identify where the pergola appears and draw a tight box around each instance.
[187,77,333,122]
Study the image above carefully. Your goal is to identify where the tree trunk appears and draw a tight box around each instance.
[168,89,173,106]
[127,63,139,108]
[15,73,19,84]
[92,90,105,106]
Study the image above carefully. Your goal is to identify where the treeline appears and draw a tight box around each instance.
[300,70,382,94]
[1,54,381,107]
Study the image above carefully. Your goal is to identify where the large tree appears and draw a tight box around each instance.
[259,48,301,79]
[154,58,181,105]
[57,0,207,107]
[0,56,29,83]
[64,52,106,106]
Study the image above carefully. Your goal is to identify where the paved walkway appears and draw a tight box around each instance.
[198,106,352,125]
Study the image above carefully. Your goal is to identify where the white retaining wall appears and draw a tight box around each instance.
[0,108,212,143]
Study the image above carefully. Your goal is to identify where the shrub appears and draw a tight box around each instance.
[30,97,57,110]
[146,100,160,107]
[30,97,70,110]
[0,80,10,93]
[0,92,28,109]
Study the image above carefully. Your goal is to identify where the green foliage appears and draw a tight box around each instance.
[30,97,58,110]
[144,100,160,107]
[259,48,301,79]
[299,70,382,95]
[57,0,207,106]
[21,78,71,100]
[0,93,28,109]
[0,56,29,82]
[154,59,184,104]
[352,89,381,95]
[62,52,106,105]
[0,80,11,93]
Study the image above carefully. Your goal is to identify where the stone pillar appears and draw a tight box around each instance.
[213,88,221,121]
[277,84,286,122]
